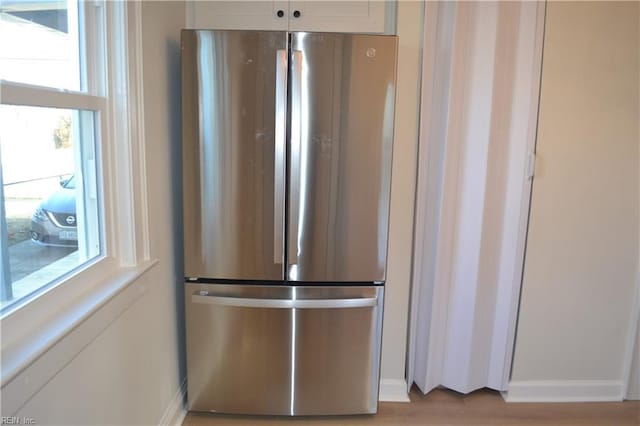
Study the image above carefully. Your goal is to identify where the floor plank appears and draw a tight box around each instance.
[182,388,640,426]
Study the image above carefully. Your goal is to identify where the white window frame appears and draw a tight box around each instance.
[0,1,152,414]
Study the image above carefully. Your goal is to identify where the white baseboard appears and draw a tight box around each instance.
[504,380,624,402]
[379,379,410,402]
[159,378,187,426]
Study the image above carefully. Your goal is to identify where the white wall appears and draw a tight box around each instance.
[379,0,423,400]
[510,1,639,402]
[628,320,640,399]
[13,2,187,423]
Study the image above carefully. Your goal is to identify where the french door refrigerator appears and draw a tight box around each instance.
[182,30,398,416]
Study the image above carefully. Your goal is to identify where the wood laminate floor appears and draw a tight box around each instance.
[182,387,640,426]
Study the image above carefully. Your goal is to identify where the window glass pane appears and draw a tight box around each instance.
[0,104,101,313]
[0,0,81,90]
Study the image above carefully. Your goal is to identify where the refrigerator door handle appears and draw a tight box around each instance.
[289,50,303,268]
[274,49,287,265]
[191,294,378,309]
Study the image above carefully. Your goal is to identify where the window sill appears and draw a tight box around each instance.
[1,258,158,415]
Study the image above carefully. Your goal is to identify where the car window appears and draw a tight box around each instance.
[64,175,76,189]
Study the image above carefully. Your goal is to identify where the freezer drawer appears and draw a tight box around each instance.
[185,283,384,415]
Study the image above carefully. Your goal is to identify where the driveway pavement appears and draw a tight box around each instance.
[8,240,76,282]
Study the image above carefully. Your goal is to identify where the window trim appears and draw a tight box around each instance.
[0,83,106,111]
[104,0,150,266]
[0,1,151,413]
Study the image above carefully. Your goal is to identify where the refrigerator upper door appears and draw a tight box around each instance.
[288,33,398,282]
[182,30,287,280]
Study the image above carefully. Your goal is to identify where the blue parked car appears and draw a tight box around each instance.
[30,175,77,247]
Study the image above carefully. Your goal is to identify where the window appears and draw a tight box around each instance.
[0,1,148,409]
[0,0,83,90]
[0,0,107,315]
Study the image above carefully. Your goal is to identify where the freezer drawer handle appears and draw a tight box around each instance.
[191,294,377,309]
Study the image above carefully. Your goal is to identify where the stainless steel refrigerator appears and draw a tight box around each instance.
[182,30,397,416]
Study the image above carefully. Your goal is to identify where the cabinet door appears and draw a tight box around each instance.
[288,1,387,33]
[187,1,289,30]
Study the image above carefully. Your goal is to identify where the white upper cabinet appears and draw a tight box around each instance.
[186,1,392,34]
[187,1,289,31]
[287,1,386,32]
